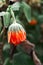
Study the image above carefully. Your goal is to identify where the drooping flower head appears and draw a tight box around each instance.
[8,22,26,46]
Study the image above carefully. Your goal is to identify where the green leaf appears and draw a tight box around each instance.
[22,2,31,22]
[3,44,10,51]
[37,15,43,23]
[3,12,10,28]
[11,2,21,11]
[3,58,12,65]
[3,43,10,59]
[13,52,34,65]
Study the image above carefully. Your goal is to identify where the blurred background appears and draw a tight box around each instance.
[0,0,43,65]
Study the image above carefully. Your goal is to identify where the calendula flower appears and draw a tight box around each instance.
[8,22,26,46]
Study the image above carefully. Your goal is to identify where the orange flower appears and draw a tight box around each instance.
[8,23,26,46]
[29,19,37,25]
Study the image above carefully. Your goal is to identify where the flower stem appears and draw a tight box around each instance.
[11,9,16,23]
